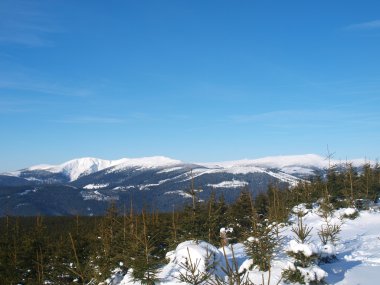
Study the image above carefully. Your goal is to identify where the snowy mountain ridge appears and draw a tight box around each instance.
[7,156,182,181]
[0,153,375,215]
[200,153,371,172]
[6,153,371,182]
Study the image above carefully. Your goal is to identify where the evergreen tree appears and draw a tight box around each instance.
[228,188,254,240]
[130,210,160,284]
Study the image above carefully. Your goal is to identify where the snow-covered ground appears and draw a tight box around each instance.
[108,205,380,285]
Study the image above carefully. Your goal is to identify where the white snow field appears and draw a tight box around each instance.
[106,205,380,285]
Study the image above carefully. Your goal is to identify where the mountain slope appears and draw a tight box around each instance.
[0,154,370,215]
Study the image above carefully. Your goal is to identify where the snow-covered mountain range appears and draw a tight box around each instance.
[0,154,371,216]
[10,156,182,181]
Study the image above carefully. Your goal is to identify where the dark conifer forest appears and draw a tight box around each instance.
[1,163,379,284]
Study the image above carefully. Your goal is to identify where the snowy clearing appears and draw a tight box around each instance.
[109,206,380,285]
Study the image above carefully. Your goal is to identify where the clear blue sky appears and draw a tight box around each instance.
[1,0,379,171]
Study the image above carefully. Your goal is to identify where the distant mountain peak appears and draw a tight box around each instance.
[20,156,182,181]
[200,153,369,169]
[25,157,114,181]
[111,156,182,171]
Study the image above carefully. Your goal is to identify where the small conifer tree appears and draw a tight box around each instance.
[130,210,160,284]
[282,214,326,284]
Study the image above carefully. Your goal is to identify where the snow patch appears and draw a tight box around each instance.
[157,167,184,174]
[207,180,248,188]
[162,240,224,281]
[83,183,109,189]
[286,240,319,257]
[164,190,193,199]
[81,190,119,201]
[138,179,171,190]
[112,186,135,190]
[18,188,37,195]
